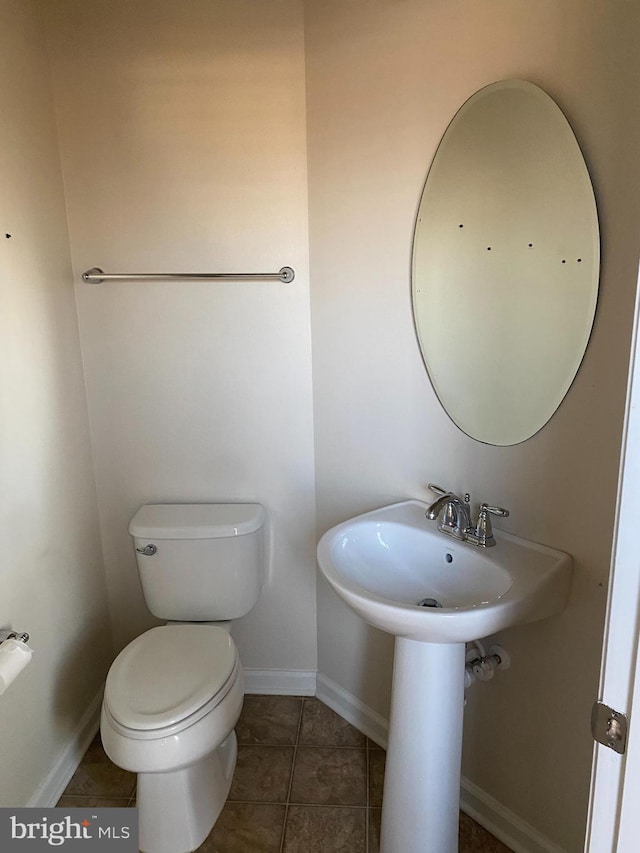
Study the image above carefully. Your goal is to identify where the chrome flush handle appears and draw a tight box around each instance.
[136,544,157,556]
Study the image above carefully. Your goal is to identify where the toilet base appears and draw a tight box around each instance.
[138,730,238,853]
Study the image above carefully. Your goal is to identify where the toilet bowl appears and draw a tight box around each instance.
[100,503,265,853]
[101,624,244,853]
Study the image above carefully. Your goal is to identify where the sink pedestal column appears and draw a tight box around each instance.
[380,639,466,853]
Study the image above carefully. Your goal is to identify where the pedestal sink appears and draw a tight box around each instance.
[317,500,572,853]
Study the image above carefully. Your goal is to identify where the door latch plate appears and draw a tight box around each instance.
[591,701,628,754]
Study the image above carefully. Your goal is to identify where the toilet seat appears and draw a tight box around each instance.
[104,624,239,737]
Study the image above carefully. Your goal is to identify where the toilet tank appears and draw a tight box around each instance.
[129,504,265,621]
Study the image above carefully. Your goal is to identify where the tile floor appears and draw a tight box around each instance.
[58,695,512,852]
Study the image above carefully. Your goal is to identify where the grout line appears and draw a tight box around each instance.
[366,737,370,853]
[57,795,134,805]
[237,742,365,750]
[231,799,367,809]
[279,696,304,853]
[288,743,367,750]
[228,798,290,806]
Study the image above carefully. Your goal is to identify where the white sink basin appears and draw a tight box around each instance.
[317,499,572,643]
[318,499,573,853]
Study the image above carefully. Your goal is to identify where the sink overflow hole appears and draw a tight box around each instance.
[417,598,443,608]
[444,553,453,563]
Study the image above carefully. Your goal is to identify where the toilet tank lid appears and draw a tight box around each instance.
[129,503,265,539]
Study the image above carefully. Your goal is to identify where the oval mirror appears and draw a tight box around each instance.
[412,80,599,445]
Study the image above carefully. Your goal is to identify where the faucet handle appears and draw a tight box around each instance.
[474,503,510,547]
[427,483,449,496]
[428,484,471,503]
[482,504,509,518]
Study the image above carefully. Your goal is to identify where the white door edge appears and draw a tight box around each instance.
[585,262,640,851]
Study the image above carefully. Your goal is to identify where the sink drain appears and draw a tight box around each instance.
[417,597,442,608]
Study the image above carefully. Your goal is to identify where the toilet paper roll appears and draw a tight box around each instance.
[0,639,33,695]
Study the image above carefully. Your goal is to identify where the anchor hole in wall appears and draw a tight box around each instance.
[5,234,11,239]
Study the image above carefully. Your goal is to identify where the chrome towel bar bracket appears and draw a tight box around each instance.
[82,266,295,284]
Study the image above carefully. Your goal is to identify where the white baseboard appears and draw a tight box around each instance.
[315,672,389,749]
[28,688,103,807]
[316,670,565,853]
[460,776,567,853]
[243,668,316,696]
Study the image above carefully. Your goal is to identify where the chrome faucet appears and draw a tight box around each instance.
[426,483,509,547]
[426,489,472,541]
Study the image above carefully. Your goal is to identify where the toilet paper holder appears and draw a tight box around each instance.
[0,629,30,645]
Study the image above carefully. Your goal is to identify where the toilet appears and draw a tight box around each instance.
[100,503,265,853]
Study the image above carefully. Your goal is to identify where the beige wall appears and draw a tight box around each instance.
[0,0,112,807]
[305,1,640,850]
[44,0,318,672]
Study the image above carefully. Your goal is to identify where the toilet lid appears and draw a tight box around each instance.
[104,625,238,731]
